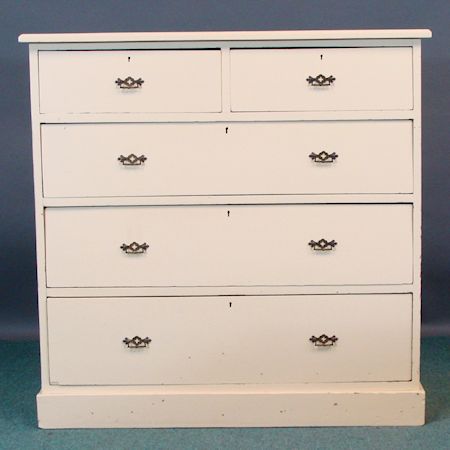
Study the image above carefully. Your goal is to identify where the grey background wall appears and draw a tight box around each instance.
[0,0,448,339]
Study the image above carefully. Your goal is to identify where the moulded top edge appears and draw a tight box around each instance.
[18,29,432,44]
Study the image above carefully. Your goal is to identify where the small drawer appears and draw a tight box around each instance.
[38,50,222,113]
[45,204,413,288]
[47,294,412,385]
[41,120,413,198]
[230,47,413,111]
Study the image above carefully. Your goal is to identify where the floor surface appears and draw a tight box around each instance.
[0,337,449,450]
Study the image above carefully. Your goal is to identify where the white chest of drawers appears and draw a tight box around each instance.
[20,29,431,428]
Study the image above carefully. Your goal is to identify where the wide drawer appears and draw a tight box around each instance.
[230,47,413,111]
[38,50,222,113]
[41,121,413,197]
[45,204,412,287]
[47,294,413,385]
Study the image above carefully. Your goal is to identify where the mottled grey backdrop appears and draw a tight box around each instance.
[0,0,448,339]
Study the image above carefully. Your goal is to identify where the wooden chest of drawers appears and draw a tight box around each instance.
[20,29,431,428]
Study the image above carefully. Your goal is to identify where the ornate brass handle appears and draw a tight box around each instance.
[310,334,338,347]
[309,151,338,163]
[118,154,147,166]
[309,239,337,251]
[306,74,335,86]
[115,76,144,89]
[123,336,151,348]
[120,242,149,254]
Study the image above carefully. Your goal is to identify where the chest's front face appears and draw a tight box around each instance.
[19,29,430,428]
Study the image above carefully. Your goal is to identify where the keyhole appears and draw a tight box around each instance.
[128,56,131,62]
[320,54,323,60]
[225,127,229,134]
[227,210,230,217]
[229,302,232,308]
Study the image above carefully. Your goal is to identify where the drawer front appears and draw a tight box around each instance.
[39,50,222,113]
[45,204,412,287]
[41,121,413,198]
[47,294,412,385]
[231,48,413,111]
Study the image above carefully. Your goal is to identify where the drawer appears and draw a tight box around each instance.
[230,47,413,111]
[41,121,413,198]
[38,50,222,113]
[45,204,412,287]
[47,294,413,385]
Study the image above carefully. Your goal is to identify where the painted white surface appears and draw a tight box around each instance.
[45,204,413,287]
[42,194,415,208]
[41,121,413,197]
[18,29,432,43]
[21,30,426,428]
[231,48,413,111]
[411,42,423,382]
[36,386,425,428]
[47,294,412,385]
[28,48,51,387]
[39,50,222,113]
[46,284,415,298]
[36,110,418,123]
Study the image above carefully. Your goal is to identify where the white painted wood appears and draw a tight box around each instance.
[47,294,412,386]
[18,29,432,43]
[41,121,413,198]
[46,284,415,298]
[221,47,231,113]
[25,39,421,53]
[37,110,418,123]
[45,204,412,287]
[411,41,423,382]
[28,48,51,387]
[231,48,413,111]
[39,50,222,113]
[39,380,425,392]
[21,30,427,428]
[42,194,415,207]
[36,386,425,428]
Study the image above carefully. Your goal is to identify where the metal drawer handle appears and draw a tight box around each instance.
[309,151,338,163]
[309,239,337,251]
[115,76,144,89]
[120,242,149,254]
[310,334,338,346]
[306,74,336,86]
[123,336,151,348]
[118,154,147,166]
